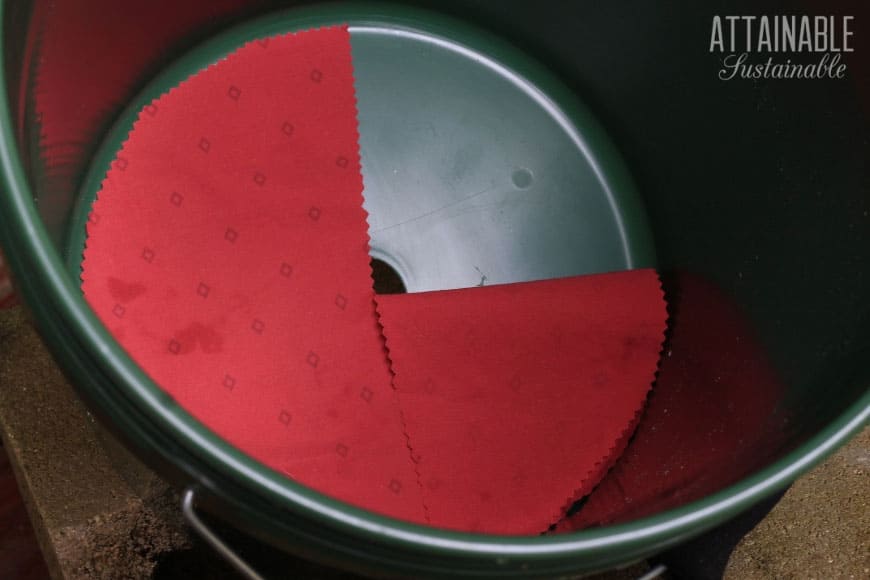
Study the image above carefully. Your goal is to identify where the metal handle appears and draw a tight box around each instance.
[181,487,266,580]
[182,486,668,580]
[636,563,667,580]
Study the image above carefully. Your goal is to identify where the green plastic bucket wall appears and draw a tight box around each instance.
[0,0,868,577]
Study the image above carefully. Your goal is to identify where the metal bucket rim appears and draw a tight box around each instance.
[0,0,867,570]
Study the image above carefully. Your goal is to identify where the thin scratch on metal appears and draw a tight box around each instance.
[372,182,497,233]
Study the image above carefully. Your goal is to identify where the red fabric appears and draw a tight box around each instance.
[376,272,665,533]
[82,27,424,522]
[555,273,786,532]
[81,26,668,534]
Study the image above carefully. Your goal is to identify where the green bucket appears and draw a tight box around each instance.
[0,1,867,577]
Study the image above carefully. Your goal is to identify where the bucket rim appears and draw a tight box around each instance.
[0,1,867,574]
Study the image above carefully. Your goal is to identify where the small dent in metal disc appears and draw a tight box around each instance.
[511,167,534,189]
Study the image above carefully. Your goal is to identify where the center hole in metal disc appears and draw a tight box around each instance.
[370,258,406,294]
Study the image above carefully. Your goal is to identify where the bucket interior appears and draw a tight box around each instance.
[2,0,869,574]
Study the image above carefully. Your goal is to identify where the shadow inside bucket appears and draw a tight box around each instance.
[557,272,792,531]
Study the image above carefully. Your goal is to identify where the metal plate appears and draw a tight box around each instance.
[67,20,655,290]
[351,25,653,291]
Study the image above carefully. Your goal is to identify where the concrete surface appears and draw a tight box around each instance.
[0,307,190,579]
[724,428,869,579]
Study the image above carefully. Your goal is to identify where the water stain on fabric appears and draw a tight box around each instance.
[107,277,146,302]
[174,322,223,354]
